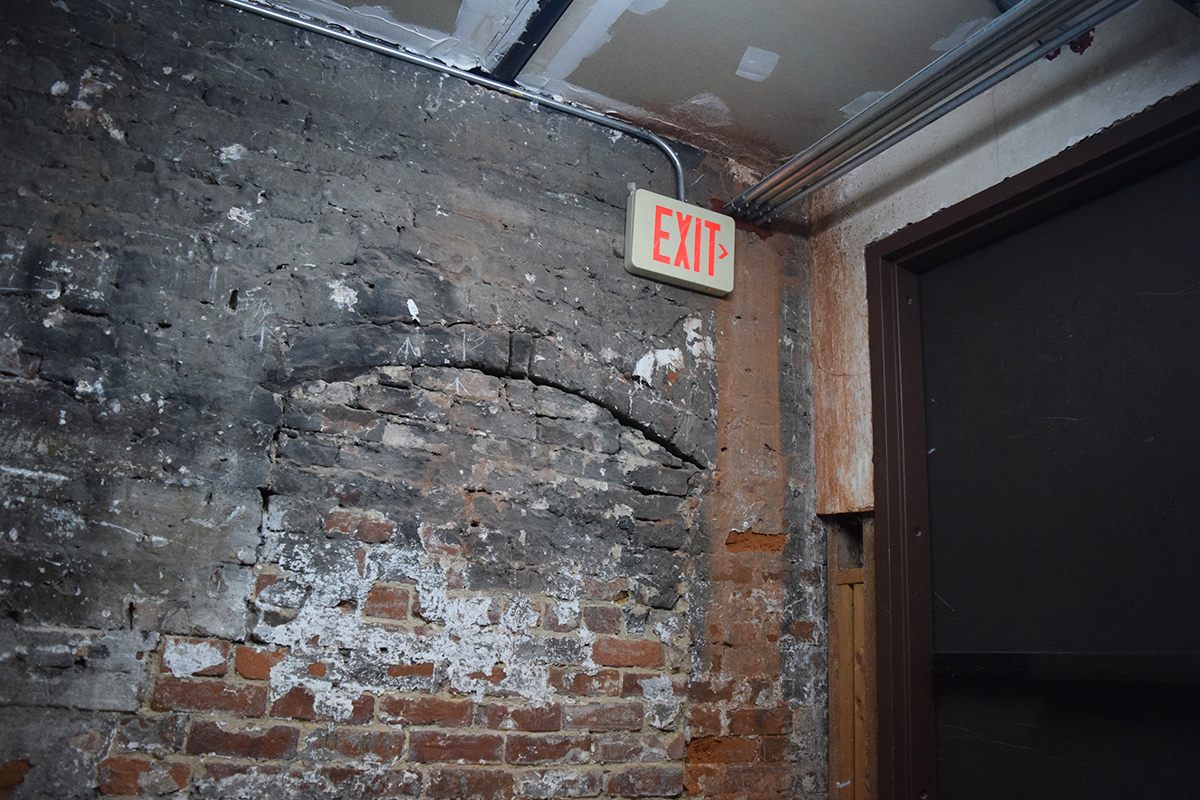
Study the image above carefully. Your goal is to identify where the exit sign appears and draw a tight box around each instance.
[624,188,735,296]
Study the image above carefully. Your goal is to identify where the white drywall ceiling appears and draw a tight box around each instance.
[270,0,1002,172]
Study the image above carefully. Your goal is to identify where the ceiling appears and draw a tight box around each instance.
[273,0,1003,172]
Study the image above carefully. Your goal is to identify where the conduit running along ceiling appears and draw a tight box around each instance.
[261,0,1004,172]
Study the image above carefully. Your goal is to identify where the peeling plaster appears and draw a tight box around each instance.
[735,46,780,82]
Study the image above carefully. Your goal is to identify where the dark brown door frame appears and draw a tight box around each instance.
[865,83,1200,800]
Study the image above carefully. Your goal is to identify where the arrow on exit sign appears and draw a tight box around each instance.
[624,188,735,296]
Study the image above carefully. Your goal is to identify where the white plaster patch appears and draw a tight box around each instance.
[840,90,888,119]
[218,143,246,163]
[327,279,359,312]
[932,17,992,52]
[629,0,668,13]
[49,80,69,97]
[639,673,681,728]
[735,46,780,82]
[163,639,226,676]
[226,206,253,226]
[674,91,731,128]
[633,347,683,384]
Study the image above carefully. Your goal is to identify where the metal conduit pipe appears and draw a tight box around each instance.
[733,0,1089,215]
[725,0,1078,215]
[210,0,688,202]
[753,0,1140,224]
[725,0,1136,222]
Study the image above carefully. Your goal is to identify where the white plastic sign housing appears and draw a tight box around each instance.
[624,188,735,296]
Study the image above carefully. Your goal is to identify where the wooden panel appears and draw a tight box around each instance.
[830,515,874,800]
[853,580,868,800]
[830,581,857,799]
[812,232,874,514]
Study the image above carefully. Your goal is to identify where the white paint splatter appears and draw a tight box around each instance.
[163,639,226,676]
[218,143,246,163]
[317,281,355,314]
[161,66,173,76]
[226,206,253,226]
[74,378,105,401]
[49,81,69,97]
[684,317,714,359]
[406,298,420,322]
[96,111,125,142]
[0,465,69,484]
[633,347,683,385]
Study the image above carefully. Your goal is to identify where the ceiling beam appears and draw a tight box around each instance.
[489,0,576,85]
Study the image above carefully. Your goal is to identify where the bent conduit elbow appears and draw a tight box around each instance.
[211,0,688,203]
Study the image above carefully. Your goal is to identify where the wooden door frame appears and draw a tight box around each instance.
[865,84,1200,800]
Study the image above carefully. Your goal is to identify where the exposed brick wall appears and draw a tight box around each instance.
[0,0,823,797]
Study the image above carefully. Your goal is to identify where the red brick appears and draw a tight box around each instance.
[686,763,790,797]
[302,728,406,761]
[505,734,592,765]
[480,703,562,732]
[388,661,435,678]
[344,692,376,725]
[687,677,735,702]
[728,706,791,736]
[620,672,684,698]
[271,685,317,720]
[467,664,507,686]
[686,705,723,736]
[606,766,684,798]
[542,601,578,632]
[186,721,299,760]
[760,735,789,763]
[408,732,503,764]
[97,757,141,794]
[150,678,267,716]
[363,584,410,620]
[255,572,280,594]
[563,702,644,732]
[592,639,663,668]
[594,734,685,763]
[0,759,31,793]
[96,757,188,796]
[323,508,396,543]
[686,736,759,764]
[582,577,630,601]
[307,662,328,678]
[425,767,514,799]
[322,767,422,795]
[549,667,620,696]
[515,768,603,799]
[202,762,283,780]
[234,645,287,681]
[380,695,473,726]
[581,605,623,634]
[161,637,229,677]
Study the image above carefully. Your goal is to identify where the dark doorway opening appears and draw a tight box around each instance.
[866,85,1200,800]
